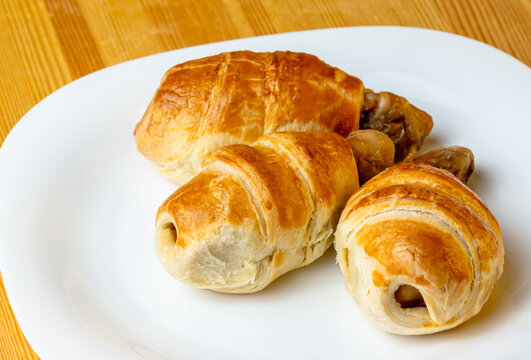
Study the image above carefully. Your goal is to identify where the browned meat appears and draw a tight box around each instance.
[394,285,426,308]
[412,146,475,184]
[346,130,395,184]
[361,90,434,163]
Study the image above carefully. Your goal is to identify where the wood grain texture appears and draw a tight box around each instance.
[0,0,529,358]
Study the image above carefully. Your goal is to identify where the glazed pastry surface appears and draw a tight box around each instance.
[334,163,504,334]
[135,51,364,183]
[134,51,432,183]
[156,131,358,293]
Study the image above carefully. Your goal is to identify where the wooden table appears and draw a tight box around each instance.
[0,0,529,358]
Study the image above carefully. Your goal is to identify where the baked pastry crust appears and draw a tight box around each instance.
[156,131,358,293]
[135,51,364,184]
[334,163,504,334]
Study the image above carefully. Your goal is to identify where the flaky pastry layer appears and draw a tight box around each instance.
[156,131,359,293]
[334,163,504,334]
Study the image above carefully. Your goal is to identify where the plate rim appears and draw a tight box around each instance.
[1,26,530,359]
[1,25,530,153]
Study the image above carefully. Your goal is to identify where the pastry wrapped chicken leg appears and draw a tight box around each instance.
[134,51,432,184]
[334,149,503,335]
[156,131,359,293]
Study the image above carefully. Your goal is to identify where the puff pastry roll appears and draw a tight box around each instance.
[156,131,358,293]
[134,51,432,183]
[335,163,504,334]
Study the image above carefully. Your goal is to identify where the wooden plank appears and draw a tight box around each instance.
[0,274,39,360]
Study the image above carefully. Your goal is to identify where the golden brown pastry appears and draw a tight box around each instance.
[334,162,504,335]
[134,51,432,184]
[155,131,358,293]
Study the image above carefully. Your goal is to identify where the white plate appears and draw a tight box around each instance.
[1,27,530,359]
